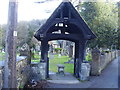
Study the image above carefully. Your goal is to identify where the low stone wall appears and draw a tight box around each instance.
[91,49,119,76]
[0,56,29,89]
[0,67,3,89]
[118,50,120,56]
[16,56,30,88]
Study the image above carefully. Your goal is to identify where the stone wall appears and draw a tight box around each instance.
[0,67,3,89]
[91,49,119,76]
[0,56,29,89]
[16,56,30,88]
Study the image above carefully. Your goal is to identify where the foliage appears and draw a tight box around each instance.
[86,53,92,61]
[0,52,5,61]
[79,1,118,49]
[118,1,120,49]
[101,50,111,53]
[16,19,46,60]
[17,20,42,48]
[0,24,7,48]
[31,51,40,62]
[54,48,62,53]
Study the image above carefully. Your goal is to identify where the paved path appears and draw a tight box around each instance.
[47,56,119,88]
[48,72,80,84]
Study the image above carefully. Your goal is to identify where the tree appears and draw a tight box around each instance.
[79,1,118,49]
[0,26,3,48]
[17,19,46,61]
[117,1,120,49]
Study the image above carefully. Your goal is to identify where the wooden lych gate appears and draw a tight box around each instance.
[34,1,96,78]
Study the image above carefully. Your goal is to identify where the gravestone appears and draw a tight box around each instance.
[49,53,54,60]
[19,43,31,64]
[19,43,30,56]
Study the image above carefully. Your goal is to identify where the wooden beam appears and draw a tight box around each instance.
[45,33,82,42]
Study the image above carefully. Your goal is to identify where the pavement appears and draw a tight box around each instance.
[47,56,119,88]
[48,72,80,84]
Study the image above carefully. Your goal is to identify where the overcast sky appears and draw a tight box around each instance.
[0,0,119,24]
[0,0,62,24]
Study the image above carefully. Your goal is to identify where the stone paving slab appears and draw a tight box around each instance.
[48,72,80,84]
[47,80,80,84]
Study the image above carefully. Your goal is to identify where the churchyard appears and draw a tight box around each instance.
[0,0,119,89]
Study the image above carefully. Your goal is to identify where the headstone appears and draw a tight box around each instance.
[19,43,30,56]
[49,53,54,60]
[39,52,41,56]
[19,43,31,64]
[2,50,5,53]
[58,54,61,58]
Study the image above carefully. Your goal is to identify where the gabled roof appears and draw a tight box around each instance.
[34,1,96,41]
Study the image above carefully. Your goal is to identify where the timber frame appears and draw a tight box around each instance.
[34,1,96,78]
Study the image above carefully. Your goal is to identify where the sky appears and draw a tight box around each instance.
[0,0,62,24]
[0,0,119,25]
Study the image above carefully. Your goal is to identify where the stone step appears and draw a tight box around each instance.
[47,80,80,84]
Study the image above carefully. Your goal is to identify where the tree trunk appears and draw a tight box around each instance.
[3,0,18,88]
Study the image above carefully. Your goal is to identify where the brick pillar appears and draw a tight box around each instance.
[91,48,101,75]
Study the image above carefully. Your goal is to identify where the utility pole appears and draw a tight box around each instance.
[3,0,18,88]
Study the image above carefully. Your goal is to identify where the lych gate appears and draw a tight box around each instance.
[34,1,96,79]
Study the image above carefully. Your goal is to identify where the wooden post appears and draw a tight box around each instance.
[74,40,86,78]
[74,41,80,77]
[40,40,49,78]
[40,40,48,62]
[3,0,18,88]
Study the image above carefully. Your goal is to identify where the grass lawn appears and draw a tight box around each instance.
[31,54,40,62]
[0,52,5,61]
[49,55,74,74]
[31,53,74,74]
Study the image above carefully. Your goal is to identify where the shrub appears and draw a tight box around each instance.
[54,48,62,53]
[102,50,111,53]
[86,53,92,61]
